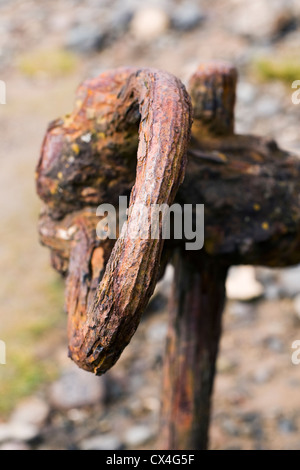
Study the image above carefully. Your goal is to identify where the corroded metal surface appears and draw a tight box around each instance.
[160,251,227,450]
[37,62,300,450]
[183,62,300,267]
[36,67,192,374]
[37,63,300,376]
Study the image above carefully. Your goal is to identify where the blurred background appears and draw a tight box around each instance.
[1,0,300,450]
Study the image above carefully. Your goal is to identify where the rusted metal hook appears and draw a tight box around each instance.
[36,67,192,375]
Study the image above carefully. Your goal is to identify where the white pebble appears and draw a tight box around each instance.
[130,7,170,41]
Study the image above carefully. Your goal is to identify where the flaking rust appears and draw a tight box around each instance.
[36,67,192,374]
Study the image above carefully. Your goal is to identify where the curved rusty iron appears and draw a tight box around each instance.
[36,67,192,374]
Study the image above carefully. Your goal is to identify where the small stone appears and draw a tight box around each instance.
[230,0,293,41]
[0,422,39,443]
[130,7,170,41]
[49,13,73,33]
[252,366,273,384]
[226,388,249,406]
[142,396,160,413]
[0,441,30,450]
[80,434,122,451]
[127,398,144,417]
[109,9,133,36]
[278,417,297,434]
[226,266,264,301]
[264,336,284,353]
[221,418,239,437]
[255,266,278,284]
[241,412,261,424]
[264,284,280,300]
[236,82,256,105]
[293,293,300,319]
[229,301,254,320]
[10,422,39,442]
[278,265,300,297]
[10,397,49,427]
[171,3,205,31]
[255,267,279,299]
[65,25,107,53]
[255,96,281,118]
[67,409,88,423]
[154,263,174,298]
[123,425,154,447]
[240,412,263,440]
[98,419,112,433]
[49,362,105,410]
[0,424,13,442]
[217,356,238,374]
[146,320,168,343]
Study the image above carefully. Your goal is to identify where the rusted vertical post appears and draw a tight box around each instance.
[188,61,237,137]
[160,63,236,450]
[160,252,228,449]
